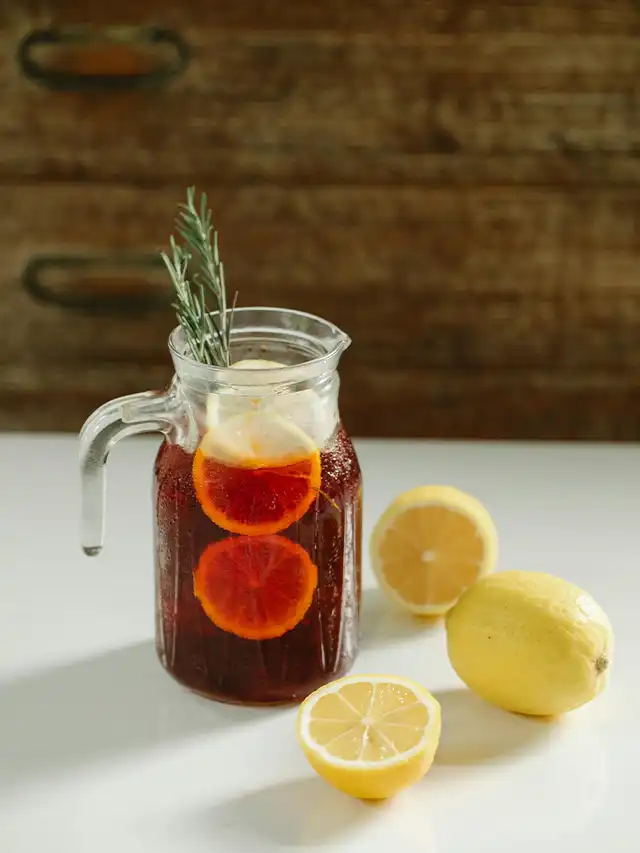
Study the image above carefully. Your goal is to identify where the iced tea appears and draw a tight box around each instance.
[154,425,362,704]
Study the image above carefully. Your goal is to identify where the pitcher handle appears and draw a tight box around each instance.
[79,380,185,556]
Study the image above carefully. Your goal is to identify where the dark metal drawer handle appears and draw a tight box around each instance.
[17,25,189,92]
[22,254,173,316]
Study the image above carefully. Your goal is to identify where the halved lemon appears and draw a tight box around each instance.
[297,674,441,800]
[370,485,498,616]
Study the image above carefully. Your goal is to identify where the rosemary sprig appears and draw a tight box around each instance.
[161,187,238,366]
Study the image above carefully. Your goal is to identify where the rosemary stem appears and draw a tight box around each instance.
[160,187,238,367]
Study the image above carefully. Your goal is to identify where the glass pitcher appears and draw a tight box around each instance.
[79,307,362,704]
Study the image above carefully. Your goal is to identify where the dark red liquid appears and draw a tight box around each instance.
[153,425,362,704]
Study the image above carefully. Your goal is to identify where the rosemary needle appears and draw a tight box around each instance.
[161,187,238,366]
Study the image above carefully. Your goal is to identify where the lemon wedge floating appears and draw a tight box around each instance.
[446,570,614,717]
[370,485,498,616]
[297,674,441,800]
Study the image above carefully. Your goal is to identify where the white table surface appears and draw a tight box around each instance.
[0,434,638,852]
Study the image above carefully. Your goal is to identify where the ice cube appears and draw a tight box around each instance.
[205,359,335,449]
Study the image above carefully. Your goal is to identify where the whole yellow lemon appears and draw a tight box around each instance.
[445,570,613,717]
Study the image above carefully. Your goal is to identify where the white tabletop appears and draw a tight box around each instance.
[0,434,638,852]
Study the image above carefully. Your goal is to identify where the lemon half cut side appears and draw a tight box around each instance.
[370,485,499,616]
[297,674,442,800]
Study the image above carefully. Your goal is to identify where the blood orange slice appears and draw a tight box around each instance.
[193,535,318,640]
[193,414,321,535]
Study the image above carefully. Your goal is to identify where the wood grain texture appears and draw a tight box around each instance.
[1,183,640,438]
[3,366,639,441]
[6,0,640,34]
[1,1,639,438]
[1,23,639,183]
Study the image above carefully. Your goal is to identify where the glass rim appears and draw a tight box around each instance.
[167,306,350,386]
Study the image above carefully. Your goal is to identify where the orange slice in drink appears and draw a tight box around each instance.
[194,535,318,640]
[193,413,321,535]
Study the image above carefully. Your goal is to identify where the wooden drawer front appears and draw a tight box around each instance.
[2,184,640,438]
[9,0,640,30]
[2,2,640,437]
[0,6,639,186]
[0,186,177,430]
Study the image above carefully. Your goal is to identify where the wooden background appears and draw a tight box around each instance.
[1,1,640,439]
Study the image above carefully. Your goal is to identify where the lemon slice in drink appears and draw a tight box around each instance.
[205,358,334,448]
[297,675,441,800]
[370,485,498,616]
[200,411,318,466]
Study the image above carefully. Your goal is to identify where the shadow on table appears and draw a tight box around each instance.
[0,641,279,793]
[435,687,559,765]
[179,777,380,849]
[359,588,442,649]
